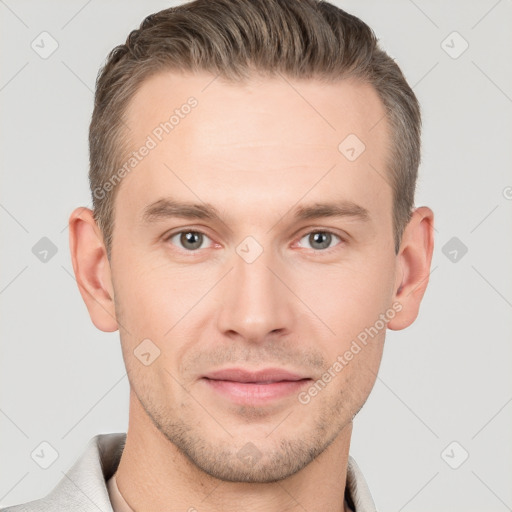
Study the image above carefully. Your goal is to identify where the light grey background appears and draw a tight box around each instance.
[1,1,511,511]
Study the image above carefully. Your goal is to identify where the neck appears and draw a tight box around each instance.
[114,389,353,512]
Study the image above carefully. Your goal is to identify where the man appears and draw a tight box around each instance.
[2,0,434,510]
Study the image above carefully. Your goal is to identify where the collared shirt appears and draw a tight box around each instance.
[1,432,377,512]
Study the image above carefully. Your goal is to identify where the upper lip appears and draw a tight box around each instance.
[202,367,309,383]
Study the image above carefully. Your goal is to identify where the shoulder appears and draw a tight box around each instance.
[1,433,126,512]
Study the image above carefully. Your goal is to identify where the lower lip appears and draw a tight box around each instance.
[202,378,311,405]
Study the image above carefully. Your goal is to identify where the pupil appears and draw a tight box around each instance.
[311,232,330,249]
[182,232,202,250]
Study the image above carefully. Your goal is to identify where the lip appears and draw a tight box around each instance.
[203,367,307,383]
[201,367,312,405]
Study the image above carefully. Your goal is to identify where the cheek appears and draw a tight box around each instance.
[291,255,395,340]
[112,252,204,339]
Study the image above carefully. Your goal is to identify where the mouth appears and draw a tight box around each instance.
[201,367,312,404]
[203,367,308,382]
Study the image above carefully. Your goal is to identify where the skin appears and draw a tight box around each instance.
[69,70,434,512]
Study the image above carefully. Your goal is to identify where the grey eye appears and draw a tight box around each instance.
[169,231,210,251]
[298,231,341,251]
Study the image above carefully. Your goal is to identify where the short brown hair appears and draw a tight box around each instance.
[89,0,421,260]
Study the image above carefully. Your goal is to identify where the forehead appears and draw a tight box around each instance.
[124,70,388,154]
[116,70,391,230]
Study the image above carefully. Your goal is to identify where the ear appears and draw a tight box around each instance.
[68,207,118,332]
[387,206,435,331]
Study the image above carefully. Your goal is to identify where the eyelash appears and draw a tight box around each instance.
[164,228,346,254]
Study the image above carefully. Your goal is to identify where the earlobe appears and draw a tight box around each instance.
[68,207,119,332]
[387,206,435,331]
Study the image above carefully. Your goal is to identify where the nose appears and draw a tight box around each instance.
[216,242,296,344]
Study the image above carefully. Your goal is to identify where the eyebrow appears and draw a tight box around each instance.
[140,197,371,226]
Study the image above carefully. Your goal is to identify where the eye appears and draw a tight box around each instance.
[297,230,344,251]
[166,230,213,251]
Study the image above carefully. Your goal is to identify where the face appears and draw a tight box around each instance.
[107,71,398,482]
